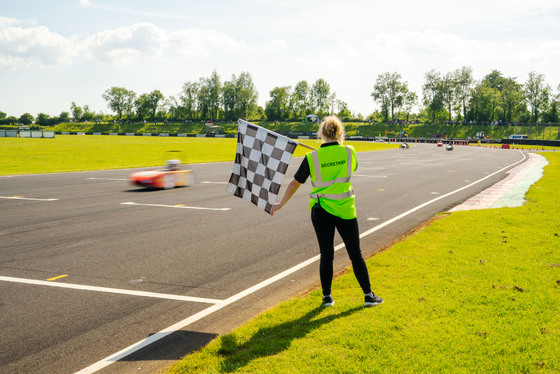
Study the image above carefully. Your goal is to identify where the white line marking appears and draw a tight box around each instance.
[121,202,231,211]
[0,196,59,201]
[0,276,222,304]
[75,255,323,374]
[87,177,127,181]
[76,151,528,373]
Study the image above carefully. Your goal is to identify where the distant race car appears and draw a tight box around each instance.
[437,141,443,147]
[129,160,195,189]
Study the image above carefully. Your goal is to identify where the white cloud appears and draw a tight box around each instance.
[0,17,74,70]
[258,38,288,53]
[78,23,169,66]
[169,29,245,58]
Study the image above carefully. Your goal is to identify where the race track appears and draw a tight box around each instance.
[0,143,526,373]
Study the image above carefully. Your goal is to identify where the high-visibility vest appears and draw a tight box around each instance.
[306,144,357,219]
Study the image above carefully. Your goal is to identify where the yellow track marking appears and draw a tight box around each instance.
[46,274,68,281]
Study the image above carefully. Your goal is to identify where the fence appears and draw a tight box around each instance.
[7,131,56,138]
[0,130,18,137]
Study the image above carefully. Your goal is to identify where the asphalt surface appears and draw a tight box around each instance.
[0,143,526,373]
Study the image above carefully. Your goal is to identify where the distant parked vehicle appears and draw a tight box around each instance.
[508,134,528,140]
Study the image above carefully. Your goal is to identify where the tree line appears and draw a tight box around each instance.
[372,67,560,125]
[1,67,558,127]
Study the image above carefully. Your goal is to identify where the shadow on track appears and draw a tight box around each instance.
[216,306,362,372]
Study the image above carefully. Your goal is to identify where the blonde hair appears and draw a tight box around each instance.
[318,116,345,144]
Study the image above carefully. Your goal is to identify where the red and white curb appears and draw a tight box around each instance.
[450,153,547,211]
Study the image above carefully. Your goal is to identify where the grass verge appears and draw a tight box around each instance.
[0,136,396,176]
[165,152,560,373]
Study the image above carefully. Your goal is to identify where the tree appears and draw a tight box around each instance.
[402,90,418,121]
[102,87,136,119]
[222,79,237,121]
[135,94,150,120]
[3,116,18,125]
[179,80,200,120]
[157,95,172,120]
[150,90,165,119]
[524,71,549,122]
[70,102,83,122]
[36,113,52,126]
[207,70,222,120]
[223,72,259,120]
[467,81,483,122]
[453,66,473,121]
[36,113,63,126]
[336,100,351,119]
[290,80,310,119]
[82,105,95,122]
[500,78,523,122]
[255,106,266,121]
[440,72,456,122]
[135,90,164,120]
[484,70,507,91]
[544,84,560,123]
[197,78,211,119]
[480,81,501,122]
[371,72,409,122]
[166,96,179,120]
[58,112,70,123]
[197,71,222,120]
[422,69,445,124]
[328,93,337,115]
[310,79,331,117]
[265,86,291,120]
[18,113,34,125]
[234,72,258,120]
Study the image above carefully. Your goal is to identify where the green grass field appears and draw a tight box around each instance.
[0,135,397,176]
[165,152,560,374]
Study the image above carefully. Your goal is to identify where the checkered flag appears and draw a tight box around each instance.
[226,120,298,214]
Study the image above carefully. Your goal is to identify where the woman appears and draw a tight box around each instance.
[271,116,383,307]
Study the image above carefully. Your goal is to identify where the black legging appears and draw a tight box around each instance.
[311,203,372,296]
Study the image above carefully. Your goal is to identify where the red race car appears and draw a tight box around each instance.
[129,160,195,189]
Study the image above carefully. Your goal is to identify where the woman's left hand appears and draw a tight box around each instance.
[270,203,281,216]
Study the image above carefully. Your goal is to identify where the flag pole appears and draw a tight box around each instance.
[238,119,317,151]
[296,141,317,151]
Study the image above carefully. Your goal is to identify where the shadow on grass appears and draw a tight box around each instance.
[216,305,361,372]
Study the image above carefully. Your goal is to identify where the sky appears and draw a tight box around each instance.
[1,0,560,119]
